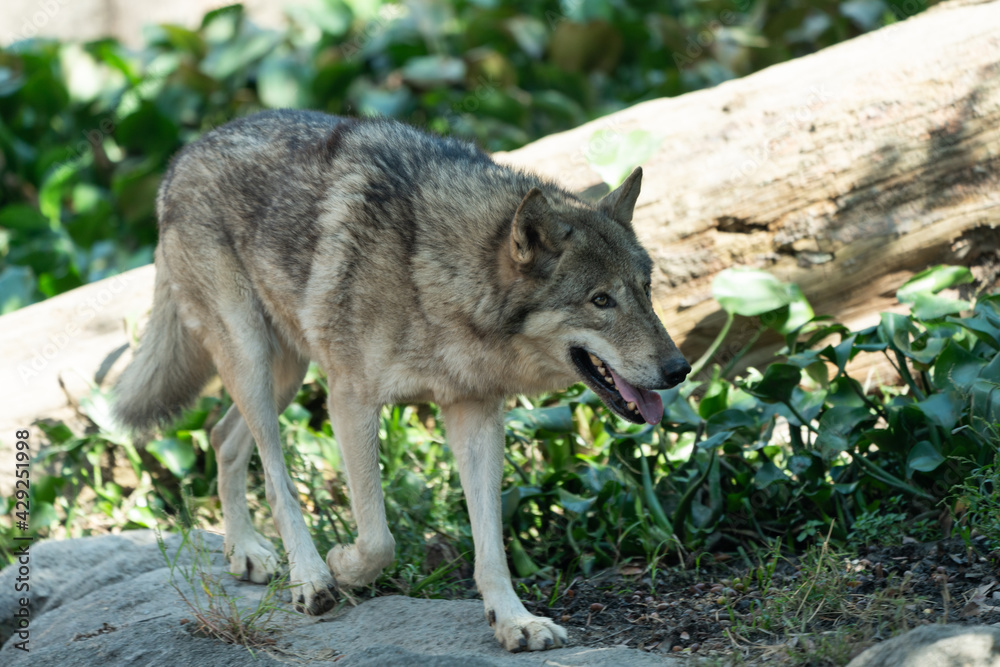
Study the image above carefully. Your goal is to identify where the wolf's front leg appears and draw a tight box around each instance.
[442,399,568,652]
[325,391,396,588]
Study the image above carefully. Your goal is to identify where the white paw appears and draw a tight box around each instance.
[225,533,280,584]
[489,612,568,652]
[290,566,338,616]
[326,544,391,588]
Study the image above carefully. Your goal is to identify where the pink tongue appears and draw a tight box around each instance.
[608,368,663,425]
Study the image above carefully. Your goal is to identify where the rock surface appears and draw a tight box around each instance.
[0,531,681,666]
[847,623,1000,667]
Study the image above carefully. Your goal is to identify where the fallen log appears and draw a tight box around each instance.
[496,0,1000,375]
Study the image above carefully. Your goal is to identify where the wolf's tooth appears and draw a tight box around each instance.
[627,401,637,411]
[588,353,600,366]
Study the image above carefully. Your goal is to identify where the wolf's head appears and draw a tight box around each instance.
[507,167,691,424]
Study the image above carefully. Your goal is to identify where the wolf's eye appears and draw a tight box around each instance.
[644,283,652,301]
[591,294,615,308]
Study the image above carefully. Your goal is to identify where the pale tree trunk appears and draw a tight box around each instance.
[2,0,1000,492]
[496,0,1000,377]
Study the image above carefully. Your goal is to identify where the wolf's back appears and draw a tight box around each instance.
[112,246,214,432]
[112,109,530,431]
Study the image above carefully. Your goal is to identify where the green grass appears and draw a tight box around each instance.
[155,523,299,654]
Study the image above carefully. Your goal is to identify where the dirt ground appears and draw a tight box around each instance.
[372,535,1000,665]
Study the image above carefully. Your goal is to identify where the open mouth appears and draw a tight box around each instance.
[570,347,663,425]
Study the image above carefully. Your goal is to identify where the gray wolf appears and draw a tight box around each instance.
[112,110,690,652]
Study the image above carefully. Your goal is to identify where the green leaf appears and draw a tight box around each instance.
[911,293,971,320]
[505,16,549,59]
[285,0,353,37]
[698,376,730,419]
[947,314,1000,350]
[561,0,615,22]
[788,386,826,425]
[981,354,1000,383]
[969,378,1000,428]
[505,405,574,433]
[897,265,973,303]
[30,501,59,530]
[158,25,206,58]
[147,438,196,477]
[841,0,887,30]
[587,129,662,189]
[200,30,278,79]
[878,312,915,356]
[766,284,814,334]
[127,505,159,529]
[402,55,467,88]
[31,474,66,504]
[201,3,244,37]
[116,101,179,155]
[696,430,735,450]
[912,392,963,431]
[706,409,756,434]
[0,204,50,232]
[748,363,801,404]
[557,489,596,515]
[713,268,795,317]
[786,350,821,370]
[38,161,79,225]
[640,453,673,534]
[788,454,813,477]
[826,376,867,409]
[906,440,945,474]
[823,334,858,375]
[815,406,871,459]
[0,61,25,97]
[509,533,541,577]
[500,486,521,525]
[258,55,314,109]
[755,461,788,488]
[0,265,37,313]
[35,421,75,445]
[664,388,701,427]
[355,86,413,118]
[932,340,984,393]
[907,336,947,365]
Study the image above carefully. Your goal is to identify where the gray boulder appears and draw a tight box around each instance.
[847,624,1000,667]
[0,530,680,666]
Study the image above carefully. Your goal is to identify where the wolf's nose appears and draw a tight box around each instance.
[662,358,691,388]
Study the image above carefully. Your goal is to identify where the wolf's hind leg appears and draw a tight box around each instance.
[442,399,567,652]
[325,387,395,588]
[211,407,280,583]
[207,321,335,615]
[210,345,309,585]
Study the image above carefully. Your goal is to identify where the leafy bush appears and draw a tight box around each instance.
[0,0,938,311]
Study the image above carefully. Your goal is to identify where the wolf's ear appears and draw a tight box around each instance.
[598,166,642,229]
[510,188,571,272]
